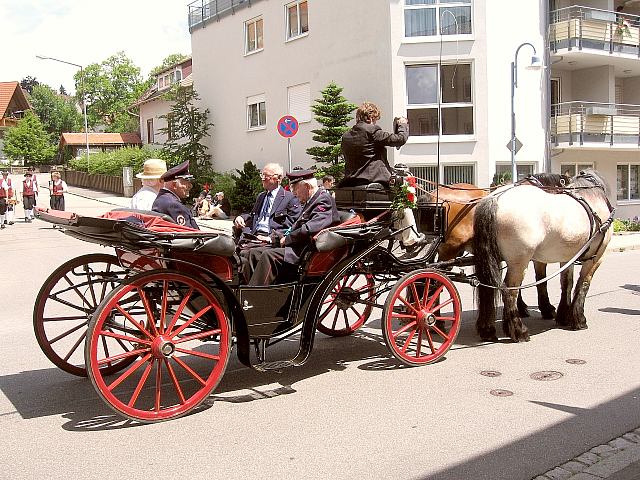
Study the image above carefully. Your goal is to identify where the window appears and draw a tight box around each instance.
[617,164,640,201]
[410,164,475,189]
[560,163,593,178]
[166,114,175,141]
[551,78,561,116]
[287,1,308,40]
[404,0,472,38]
[245,17,264,54]
[495,163,534,182]
[406,63,473,136]
[247,94,266,129]
[146,119,154,144]
[288,83,311,123]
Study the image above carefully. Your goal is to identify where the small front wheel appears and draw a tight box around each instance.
[317,272,375,337]
[382,269,461,366]
[86,270,231,422]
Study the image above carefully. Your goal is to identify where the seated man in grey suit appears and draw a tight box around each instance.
[233,163,301,245]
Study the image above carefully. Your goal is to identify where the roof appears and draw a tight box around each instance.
[0,81,31,118]
[130,73,193,108]
[155,56,192,76]
[59,132,142,147]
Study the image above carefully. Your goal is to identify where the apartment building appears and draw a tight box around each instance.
[188,0,640,217]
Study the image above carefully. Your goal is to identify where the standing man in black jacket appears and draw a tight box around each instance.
[340,102,425,257]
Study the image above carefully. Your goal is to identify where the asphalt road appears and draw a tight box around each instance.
[1,184,639,480]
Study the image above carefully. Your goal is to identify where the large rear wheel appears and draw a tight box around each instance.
[382,269,461,366]
[317,272,375,337]
[33,254,129,377]
[86,270,231,422]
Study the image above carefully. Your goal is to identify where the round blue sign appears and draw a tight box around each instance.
[277,115,299,138]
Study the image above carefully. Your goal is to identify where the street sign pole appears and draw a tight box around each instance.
[277,115,299,172]
[287,138,292,173]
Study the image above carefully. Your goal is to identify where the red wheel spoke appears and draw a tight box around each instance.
[429,297,454,313]
[62,330,86,361]
[173,328,221,344]
[99,347,149,366]
[331,309,340,330]
[397,295,421,315]
[424,285,446,311]
[155,360,162,412]
[410,283,421,309]
[115,304,153,340]
[164,359,186,404]
[49,322,86,344]
[137,288,159,337]
[173,356,206,386]
[393,319,417,337]
[431,324,450,341]
[347,275,359,288]
[64,274,95,309]
[170,305,213,338]
[435,315,456,323]
[425,328,436,354]
[99,263,114,301]
[85,269,99,309]
[416,328,423,357]
[175,347,220,361]
[342,310,349,329]
[165,288,193,333]
[349,306,362,320]
[99,329,151,346]
[421,278,431,308]
[401,328,417,353]
[127,360,154,408]
[47,294,91,313]
[391,312,415,320]
[107,353,152,391]
[43,315,88,322]
[159,280,168,334]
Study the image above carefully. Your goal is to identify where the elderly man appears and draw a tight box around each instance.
[245,169,338,286]
[131,159,167,211]
[233,162,301,244]
[152,160,199,229]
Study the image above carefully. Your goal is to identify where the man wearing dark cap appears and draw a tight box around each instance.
[152,160,199,229]
[245,169,338,286]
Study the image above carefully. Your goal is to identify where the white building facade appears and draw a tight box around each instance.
[188,0,640,217]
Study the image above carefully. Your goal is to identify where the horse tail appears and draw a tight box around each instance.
[473,196,502,338]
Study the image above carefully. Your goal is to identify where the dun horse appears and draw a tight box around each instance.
[472,169,614,342]
[423,173,568,319]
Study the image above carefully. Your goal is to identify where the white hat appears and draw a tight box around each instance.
[136,159,167,179]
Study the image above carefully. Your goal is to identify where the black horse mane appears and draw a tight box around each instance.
[531,172,570,188]
[572,168,610,198]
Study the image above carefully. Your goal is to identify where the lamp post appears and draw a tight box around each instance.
[510,43,542,183]
[36,55,90,172]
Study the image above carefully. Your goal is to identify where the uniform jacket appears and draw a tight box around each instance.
[152,188,199,229]
[283,188,339,264]
[239,187,301,236]
[339,121,409,187]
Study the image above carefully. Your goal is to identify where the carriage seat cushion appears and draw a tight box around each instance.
[313,212,362,252]
[168,234,237,257]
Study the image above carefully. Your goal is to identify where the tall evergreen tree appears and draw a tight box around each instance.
[159,86,213,175]
[306,82,356,180]
[3,111,56,165]
[229,161,263,214]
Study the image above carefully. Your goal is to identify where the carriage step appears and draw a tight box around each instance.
[254,360,295,372]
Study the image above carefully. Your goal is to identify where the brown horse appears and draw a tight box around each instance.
[422,173,569,320]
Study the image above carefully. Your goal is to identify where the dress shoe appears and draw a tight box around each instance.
[399,234,429,260]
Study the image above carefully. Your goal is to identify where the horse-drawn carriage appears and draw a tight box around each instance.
[33,169,613,422]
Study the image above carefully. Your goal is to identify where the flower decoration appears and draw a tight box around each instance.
[391,175,417,210]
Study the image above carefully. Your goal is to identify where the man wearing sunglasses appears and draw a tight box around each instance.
[233,163,301,244]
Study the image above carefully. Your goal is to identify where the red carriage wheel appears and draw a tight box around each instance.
[382,269,461,366]
[317,272,375,337]
[33,254,129,377]
[85,271,231,422]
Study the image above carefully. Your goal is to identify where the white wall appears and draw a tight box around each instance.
[571,65,614,102]
[139,97,173,148]
[191,0,393,174]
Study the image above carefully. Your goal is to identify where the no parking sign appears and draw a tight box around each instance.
[277,115,299,138]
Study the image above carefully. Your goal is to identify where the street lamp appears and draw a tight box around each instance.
[510,43,542,183]
[36,55,90,172]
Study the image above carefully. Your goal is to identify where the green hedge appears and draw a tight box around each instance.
[613,218,640,232]
[68,147,171,175]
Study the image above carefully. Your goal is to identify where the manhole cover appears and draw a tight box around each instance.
[566,359,587,365]
[490,389,513,397]
[530,371,563,381]
[480,370,502,377]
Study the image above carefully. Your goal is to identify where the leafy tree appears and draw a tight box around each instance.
[3,111,56,164]
[75,51,151,132]
[29,84,84,141]
[229,161,263,214]
[20,76,40,94]
[306,82,357,180]
[150,54,189,77]
[159,86,213,175]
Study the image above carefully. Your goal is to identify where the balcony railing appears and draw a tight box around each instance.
[550,6,640,56]
[0,118,19,128]
[188,0,263,31]
[551,101,640,147]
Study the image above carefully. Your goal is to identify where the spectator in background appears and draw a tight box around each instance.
[49,171,68,211]
[322,175,335,197]
[205,191,231,219]
[2,171,16,226]
[199,194,213,217]
[20,170,38,222]
[131,159,167,211]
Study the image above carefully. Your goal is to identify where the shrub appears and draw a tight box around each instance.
[229,161,263,214]
[68,147,171,175]
[613,218,640,232]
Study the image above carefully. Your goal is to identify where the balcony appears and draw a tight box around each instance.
[550,6,640,67]
[0,118,18,128]
[551,101,640,150]
[188,0,263,31]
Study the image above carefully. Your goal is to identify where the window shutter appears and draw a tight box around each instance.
[288,83,311,123]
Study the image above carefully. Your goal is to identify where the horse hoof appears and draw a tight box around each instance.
[518,308,530,318]
[540,307,556,320]
[480,334,499,342]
